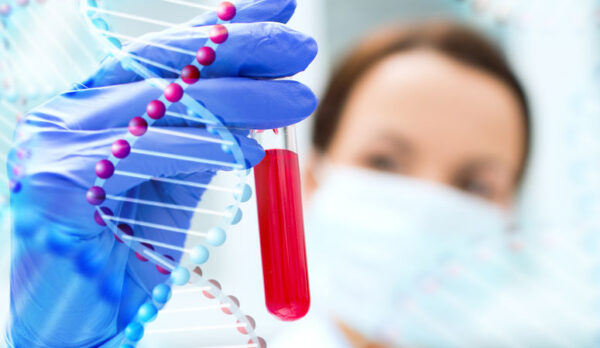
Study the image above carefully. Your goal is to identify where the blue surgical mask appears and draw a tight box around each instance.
[305,165,513,346]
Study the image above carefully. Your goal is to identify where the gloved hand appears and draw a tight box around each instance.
[6,0,317,347]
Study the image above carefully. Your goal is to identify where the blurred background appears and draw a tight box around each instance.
[200,0,600,343]
[2,0,600,346]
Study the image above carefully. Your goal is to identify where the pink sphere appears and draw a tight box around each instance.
[217,2,236,21]
[164,83,184,103]
[156,255,175,275]
[221,296,239,315]
[181,65,200,84]
[114,223,134,243]
[196,47,216,66]
[128,117,148,136]
[135,243,155,262]
[210,24,229,44]
[237,316,256,335]
[16,148,30,160]
[203,279,221,299]
[147,100,166,120]
[12,165,24,178]
[111,139,131,159]
[95,159,115,179]
[86,186,106,205]
[0,4,12,16]
[94,207,113,227]
[16,0,28,7]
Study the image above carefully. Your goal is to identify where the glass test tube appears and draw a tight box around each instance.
[253,126,311,321]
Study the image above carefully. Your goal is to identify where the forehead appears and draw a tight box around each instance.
[329,49,526,170]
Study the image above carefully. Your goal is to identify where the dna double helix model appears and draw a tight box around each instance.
[1,0,268,346]
[80,1,266,347]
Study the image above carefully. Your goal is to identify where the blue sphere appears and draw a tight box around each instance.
[137,302,158,323]
[171,266,190,286]
[190,245,209,264]
[234,184,252,203]
[206,227,226,247]
[152,284,172,304]
[92,18,108,31]
[227,206,242,225]
[124,322,144,342]
[108,37,122,50]
[221,143,232,154]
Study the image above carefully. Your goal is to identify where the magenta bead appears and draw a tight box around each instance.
[16,148,30,160]
[156,255,175,274]
[12,165,24,178]
[0,4,12,16]
[196,47,216,66]
[129,117,148,136]
[147,100,166,120]
[115,223,134,243]
[86,186,106,205]
[94,207,114,227]
[217,2,236,21]
[210,24,229,44]
[111,139,131,159]
[181,65,200,84]
[95,159,115,179]
[135,243,155,262]
[164,83,184,103]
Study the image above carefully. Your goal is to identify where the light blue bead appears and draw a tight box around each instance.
[92,18,108,31]
[120,57,135,71]
[152,284,172,304]
[137,302,158,323]
[227,206,242,225]
[87,0,98,8]
[5,89,17,103]
[171,266,190,286]
[234,184,252,202]
[108,37,122,50]
[206,227,226,247]
[221,143,232,154]
[207,125,218,135]
[190,245,209,264]
[124,322,144,342]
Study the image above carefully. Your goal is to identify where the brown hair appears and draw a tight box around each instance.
[312,21,531,179]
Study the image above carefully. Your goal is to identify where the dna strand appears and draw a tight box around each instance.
[135,267,265,348]
[373,229,600,347]
[0,0,107,199]
[453,0,598,30]
[0,0,104,102]
[80,1,265,346]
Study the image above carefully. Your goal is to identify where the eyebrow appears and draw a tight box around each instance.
[371,133,415,155]
[455,158,511,178]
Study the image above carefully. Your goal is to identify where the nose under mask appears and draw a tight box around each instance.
[305,165,514,346]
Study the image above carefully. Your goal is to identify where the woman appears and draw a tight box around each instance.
[272,21,530,347]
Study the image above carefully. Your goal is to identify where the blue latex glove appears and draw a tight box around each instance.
[6,0,317,346]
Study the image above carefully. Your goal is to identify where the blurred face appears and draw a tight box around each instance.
[313,49,526,206]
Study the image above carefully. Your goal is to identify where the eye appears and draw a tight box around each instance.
[364,154,399,172]
[459,179,495,199]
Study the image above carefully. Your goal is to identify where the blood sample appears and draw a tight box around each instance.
[253,126,310,321]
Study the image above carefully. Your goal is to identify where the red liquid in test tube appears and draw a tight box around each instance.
[253,126,310,321]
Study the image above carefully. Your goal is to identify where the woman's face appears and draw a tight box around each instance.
[316,49,526,206]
